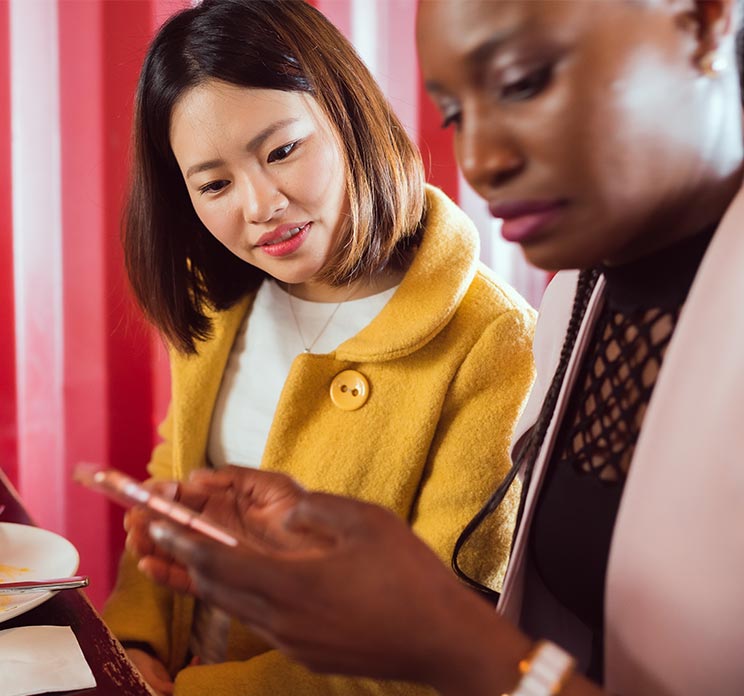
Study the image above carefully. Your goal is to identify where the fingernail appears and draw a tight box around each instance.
[149,521,167,540]
[160,481,179,499]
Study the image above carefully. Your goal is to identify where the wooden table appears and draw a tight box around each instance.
[0,468,153,695]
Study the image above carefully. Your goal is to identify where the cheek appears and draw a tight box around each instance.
[190,196,236,247]
[292,140,348,231]
[569,52,701,215]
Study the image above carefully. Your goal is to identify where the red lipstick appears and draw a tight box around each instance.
[256,222,311,257]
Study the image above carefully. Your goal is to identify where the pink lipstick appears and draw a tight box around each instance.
[489,200,566,244]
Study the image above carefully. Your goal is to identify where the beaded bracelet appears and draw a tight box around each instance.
[502,640,576,696]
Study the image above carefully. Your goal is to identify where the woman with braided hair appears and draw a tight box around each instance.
[125,1,744,694]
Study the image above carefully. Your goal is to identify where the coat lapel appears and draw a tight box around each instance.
[336,186,479,362]
[605,188,744,694]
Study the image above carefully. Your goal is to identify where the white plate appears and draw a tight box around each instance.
[0,522,80,623]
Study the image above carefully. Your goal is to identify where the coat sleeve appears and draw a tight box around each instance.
[173,652,438,696]
[102,405,183,671]
[410,306,536,592]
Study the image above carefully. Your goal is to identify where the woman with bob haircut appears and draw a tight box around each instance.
[126,0,744,695]
[103,1,536,695]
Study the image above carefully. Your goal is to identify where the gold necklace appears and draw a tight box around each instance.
[287,284,357,353]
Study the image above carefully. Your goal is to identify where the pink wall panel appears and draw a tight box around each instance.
[55,0,182,606]
[56,0,164,607]
[0,0,17,488]
[12,0,67,545]
[57,0,112,607]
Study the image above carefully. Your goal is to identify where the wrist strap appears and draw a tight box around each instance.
[503,640,576,696]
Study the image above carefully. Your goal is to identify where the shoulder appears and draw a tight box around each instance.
[472,262,537,318]
[449,263,537,343]
[510,270,580,445]
[532,270,579,374]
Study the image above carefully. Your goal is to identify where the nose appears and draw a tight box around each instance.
[456,107,525,193]
[239,170,288,224]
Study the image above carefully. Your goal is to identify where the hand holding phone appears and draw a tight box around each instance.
[73,464,239,548]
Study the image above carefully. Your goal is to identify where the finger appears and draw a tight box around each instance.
[137,554,196,594]
[187,571,276,631]
[146,664,174,696]
[149,520,288,599]
[123,509,132,532]
[126,506,164,558]
[187,467,237,487]
[191,466,304,505]
[148,675,174,696]
[284,491,372,541]
[126,651,174,696]
[145,479,216,517]
[143,480,180,501]
[171,481,215,515]
[148,521,290,631]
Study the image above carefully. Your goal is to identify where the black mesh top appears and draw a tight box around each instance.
[528,226,715,683]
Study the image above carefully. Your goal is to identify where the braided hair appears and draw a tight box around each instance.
[452,268,601,602]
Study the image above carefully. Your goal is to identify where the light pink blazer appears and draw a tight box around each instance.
[498,186,744,695]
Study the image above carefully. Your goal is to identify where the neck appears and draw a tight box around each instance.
[281,266,406,302]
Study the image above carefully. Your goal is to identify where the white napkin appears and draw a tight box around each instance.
[0,625,96,696]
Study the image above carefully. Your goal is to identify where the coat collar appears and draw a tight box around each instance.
[336,184,479,362]
[604,183,744,694]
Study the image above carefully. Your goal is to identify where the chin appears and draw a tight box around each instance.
[522,246,587,273]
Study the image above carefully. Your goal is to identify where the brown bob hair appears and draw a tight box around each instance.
[125,0,425,353]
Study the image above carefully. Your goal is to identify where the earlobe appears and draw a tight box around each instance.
[690,0,734,59]
[698,49,729,76]
[676,0,735,75]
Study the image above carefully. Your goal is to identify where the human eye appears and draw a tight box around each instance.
[267,140,300,163]
[198,180,229,195]
[499,63,554,103]
[441,108,461,131]
[429,95,461,131]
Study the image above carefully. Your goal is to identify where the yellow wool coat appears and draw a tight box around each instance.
[103,186,536,696]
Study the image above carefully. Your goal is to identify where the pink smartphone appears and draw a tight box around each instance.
[73,463,239,547]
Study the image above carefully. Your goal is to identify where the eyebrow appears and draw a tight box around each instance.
[423,30,518,94]
[465,32,516,68]
[185,117,301,179]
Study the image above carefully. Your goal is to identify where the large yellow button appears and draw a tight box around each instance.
[329,370,370,411]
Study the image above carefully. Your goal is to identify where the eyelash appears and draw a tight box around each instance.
[441,112,460,130]
[499,63,554,102]
[199,180,229,195]
[439,63,555,130]
[267,140,300,163]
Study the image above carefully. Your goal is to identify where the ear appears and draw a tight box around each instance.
[683,0,737,59]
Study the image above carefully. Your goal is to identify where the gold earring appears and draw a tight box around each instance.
[698,51,727,77]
